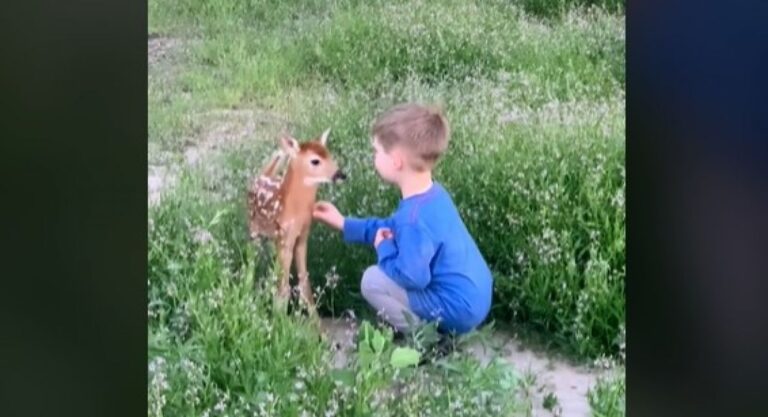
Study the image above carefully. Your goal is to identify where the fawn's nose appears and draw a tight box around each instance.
[332,170,347,182]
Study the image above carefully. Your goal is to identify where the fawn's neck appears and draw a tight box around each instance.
[280,163,319,213]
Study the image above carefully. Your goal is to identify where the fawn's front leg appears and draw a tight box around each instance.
[276,229,297,301]
[294,230,317,314]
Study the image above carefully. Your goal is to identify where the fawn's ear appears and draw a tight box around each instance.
[319,128,331,146]
[278,134,300,156]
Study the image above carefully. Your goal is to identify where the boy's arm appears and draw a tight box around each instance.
[375,223,436,290]
[343,217,391,245]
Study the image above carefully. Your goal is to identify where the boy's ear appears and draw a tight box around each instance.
[391,148,406,170]
[278,134,300,157]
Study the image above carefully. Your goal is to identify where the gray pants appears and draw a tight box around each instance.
[361,265,422,332]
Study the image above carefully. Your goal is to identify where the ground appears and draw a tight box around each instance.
[148,2,625,414]
[147,38,618,412]
[320,317,616,417]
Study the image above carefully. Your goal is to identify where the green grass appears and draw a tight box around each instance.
[149,0,625,415]
[148,178,528,416]
[588,370,626,417]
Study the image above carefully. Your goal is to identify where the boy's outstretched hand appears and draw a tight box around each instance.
[374,228,393,248]
[313,201,344,231]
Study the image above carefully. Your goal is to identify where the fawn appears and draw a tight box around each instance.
[248,129,345,313]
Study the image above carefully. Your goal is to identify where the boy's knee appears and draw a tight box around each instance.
[361,265,383,298]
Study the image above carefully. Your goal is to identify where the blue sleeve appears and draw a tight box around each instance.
[343,216,390,245]
[375,223,436,290]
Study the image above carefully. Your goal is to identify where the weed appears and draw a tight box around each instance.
[588,369,626,417]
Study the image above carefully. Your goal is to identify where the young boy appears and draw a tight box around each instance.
[313,103,492,336]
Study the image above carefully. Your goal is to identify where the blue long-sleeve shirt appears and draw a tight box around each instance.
[343,182,493,334]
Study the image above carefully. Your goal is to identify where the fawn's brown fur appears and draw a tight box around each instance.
[248,129,345,313]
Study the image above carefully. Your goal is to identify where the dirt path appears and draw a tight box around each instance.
[320,318,613,417]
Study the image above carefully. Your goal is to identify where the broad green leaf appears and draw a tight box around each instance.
[330,369,355,386]
[372,330,386,354]
[437,361,462,373]
[390,347,420,368]
[358,338,375,369]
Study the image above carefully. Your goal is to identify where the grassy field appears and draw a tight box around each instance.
[149,0,625,415]
[588,368,626,417]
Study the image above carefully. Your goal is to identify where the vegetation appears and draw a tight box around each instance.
[149,0,625,415]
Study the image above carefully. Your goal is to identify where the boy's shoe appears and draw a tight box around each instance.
[376,320,409,345]
[392,330,407,344]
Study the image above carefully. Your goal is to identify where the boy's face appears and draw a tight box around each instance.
[372,137,402,184]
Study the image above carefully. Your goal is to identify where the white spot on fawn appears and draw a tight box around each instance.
[303,177,331,186]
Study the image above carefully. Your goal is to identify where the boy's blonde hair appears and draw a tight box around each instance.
[372,103,450,172]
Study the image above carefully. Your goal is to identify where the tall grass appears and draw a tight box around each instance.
[588,369,626,417]
[148,176,528,416]
[149,0,625,363]
[289,76,625,359]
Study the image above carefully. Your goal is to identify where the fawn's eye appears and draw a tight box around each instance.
[311,159,321,166]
